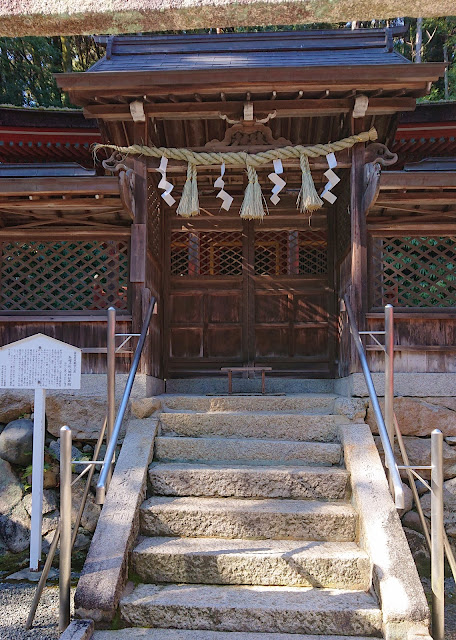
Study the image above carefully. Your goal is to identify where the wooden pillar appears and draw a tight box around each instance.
[130,121,150,374]
[350,117,367,371]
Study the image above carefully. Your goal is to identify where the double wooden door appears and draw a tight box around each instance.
[164,215,335,377]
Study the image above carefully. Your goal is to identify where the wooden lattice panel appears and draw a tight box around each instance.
[0,240,129,312]
[148,180,162,263]
[370,236,456,308]
[255,229,327,276]
[170,231,243,276]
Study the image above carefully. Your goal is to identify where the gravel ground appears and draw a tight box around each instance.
[0,582,75,640]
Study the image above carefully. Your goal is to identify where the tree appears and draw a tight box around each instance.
[0,36,103,108]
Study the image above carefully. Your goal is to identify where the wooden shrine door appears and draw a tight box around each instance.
[164,213,335,377]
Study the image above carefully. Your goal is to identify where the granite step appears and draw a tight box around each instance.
[95,631,379,640]
[154,436,341,466]
[149,462,350,500]
[132,536,371,589]
[159,412,346,441]
[140,496,357,541]
[120,583,382,636]
[160,393,338,414]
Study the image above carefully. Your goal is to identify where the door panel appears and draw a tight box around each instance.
[165,215,334,376]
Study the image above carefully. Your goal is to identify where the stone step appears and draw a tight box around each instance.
[140,496,357,541]
[94,630,379,640]
[132,537,371,589]
[159,412,345,441]
[154,436,341,466]
[120,583,382,636]
[160,393,338,413]
[149,462,350,500]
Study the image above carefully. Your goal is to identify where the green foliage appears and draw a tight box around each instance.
[0,35,103,108]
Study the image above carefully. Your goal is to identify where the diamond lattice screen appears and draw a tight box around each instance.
[0,240,129,311]
[255,230,327,276]
[170,231,243,276]
[371,236,456,308]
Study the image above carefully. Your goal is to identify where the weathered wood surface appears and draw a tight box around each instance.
[84,98,417,121]
[164,205,335,378]
[0,319,132,373]
[367,315,456,373]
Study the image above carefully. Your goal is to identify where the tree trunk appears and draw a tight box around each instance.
[415,17,423,63]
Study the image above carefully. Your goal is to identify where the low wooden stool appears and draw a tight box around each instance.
[220,366,272,394]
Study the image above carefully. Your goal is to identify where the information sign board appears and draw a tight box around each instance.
[0,333,81,390]
[0,334,81,570]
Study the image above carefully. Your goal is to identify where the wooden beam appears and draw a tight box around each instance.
[84,97,416,121]
[57,64,445,94]
[380,171,456,190]
[376,193,456,205]
[0,227,130,239]
[369,223,456,234]
[0,177,120,197]
[0,198,123,210]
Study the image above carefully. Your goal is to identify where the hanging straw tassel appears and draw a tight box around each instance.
[177,162,200,217]
[240,163,266,220]
[297,154,323,214]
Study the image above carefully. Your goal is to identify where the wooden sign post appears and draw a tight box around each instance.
[0,334,81,571]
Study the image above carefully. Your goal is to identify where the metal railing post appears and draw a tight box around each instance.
[107,306,116,444]
[107,307,116,485]
[343,295,404,509]
[96,296,156,505]
[59,426,72,633]
[431,428,445,640]
[384,304,394,488]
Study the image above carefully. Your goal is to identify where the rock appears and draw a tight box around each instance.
[0,458,24,515]
[402,510,428,535]
[333,396,367,421]
[22,489,57,517]
[49,439,86,473]
[403,527,430,576]
[446,523,456,538]
[131,397,161,419]
[43,468,58,489]
[41,511,59,536]
[375,435,456,480]
[420,477,456,526]
[0,392,32,425]
[415,479,429,496]
[5,566,58,582]
[45,394,120,440]
[71,482,101,533]
[398,482,413,516]
[0,418,34,466]
[367,396,456,437]
[74,532,91,550]
[0,501,31,553]
[82,444,93,454]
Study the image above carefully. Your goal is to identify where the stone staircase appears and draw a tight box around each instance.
[89,393,428,640]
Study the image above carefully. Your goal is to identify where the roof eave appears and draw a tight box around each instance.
[56,62,446,96]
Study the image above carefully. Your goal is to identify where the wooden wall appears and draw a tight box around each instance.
[366,312,456,373]
[0,317,132,373]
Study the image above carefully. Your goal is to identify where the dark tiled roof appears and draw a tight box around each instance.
[89,28,409,74]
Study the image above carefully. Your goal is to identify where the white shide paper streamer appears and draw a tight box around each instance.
[268,158,286,205]
[214,163,233,211]
[157,156,176,206]
[321,152,339,205]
